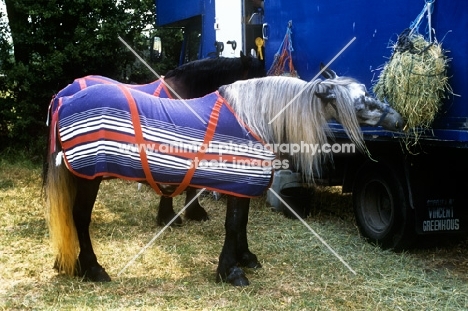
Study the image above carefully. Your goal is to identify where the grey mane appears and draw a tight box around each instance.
[218,76,366,181]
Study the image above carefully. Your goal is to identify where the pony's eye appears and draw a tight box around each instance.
[354,103,365,111]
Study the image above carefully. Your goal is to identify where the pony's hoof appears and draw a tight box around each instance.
[156,214,183,227]
[239,252,262,269]
[217,267,249,286]
[226,267,249,286]
[185,205,209,222]
[81,266,111,282]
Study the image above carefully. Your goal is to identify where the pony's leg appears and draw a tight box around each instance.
[235,203,262,269]
[216,196,250,286]
[72,176,110,282]
[184,187,209,221]
[156,196,182,226]
[156,187,208,226]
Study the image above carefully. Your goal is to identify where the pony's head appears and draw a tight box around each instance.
[240,51,266,79]
[219,76,369,181]
[319,66,405,131]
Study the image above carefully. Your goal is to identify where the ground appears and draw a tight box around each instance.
[1,158,468,310]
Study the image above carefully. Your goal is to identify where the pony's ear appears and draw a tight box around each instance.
[320,63,337,80]
[315,90,336,102]
[240,51,245,58]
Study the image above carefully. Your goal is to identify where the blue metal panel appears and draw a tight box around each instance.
[156,0,216,59]
[200,1,216,58]
[264,0,468,140]
[156,0,204,26]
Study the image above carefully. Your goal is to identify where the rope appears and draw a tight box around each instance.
[409,0,435,42]
[267,21,298,77]
[393,0,437,56]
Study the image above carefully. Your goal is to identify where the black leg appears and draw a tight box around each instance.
[184,187,209,221]
[156,187,208,226]
[72,177,110,282]
[156,196,182,226]
[216,196,250,286]
[235,203,262,269]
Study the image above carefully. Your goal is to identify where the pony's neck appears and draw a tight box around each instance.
[219,77,331,181]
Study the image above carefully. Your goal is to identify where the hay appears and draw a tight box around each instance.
[373,29,452,146]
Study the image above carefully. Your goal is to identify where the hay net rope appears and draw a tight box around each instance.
[373,0,452,146]
[267,20,299,77]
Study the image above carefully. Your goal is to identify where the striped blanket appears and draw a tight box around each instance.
[50,75,171,113]
[56,84,276,197]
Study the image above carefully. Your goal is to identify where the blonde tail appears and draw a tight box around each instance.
[45,152,79,276]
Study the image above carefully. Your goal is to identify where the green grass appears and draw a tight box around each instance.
[1,156,468,310]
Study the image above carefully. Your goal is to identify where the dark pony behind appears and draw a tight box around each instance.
[163,53,265,99]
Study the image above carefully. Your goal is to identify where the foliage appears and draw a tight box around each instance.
[0,0,183,155]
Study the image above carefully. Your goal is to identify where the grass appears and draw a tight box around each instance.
[1,156,468,310]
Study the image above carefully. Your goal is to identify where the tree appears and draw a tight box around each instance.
[0,0,181,155]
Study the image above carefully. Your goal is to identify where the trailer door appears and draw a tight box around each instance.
[214,1,243,57]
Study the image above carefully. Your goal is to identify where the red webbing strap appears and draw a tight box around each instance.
[117,85,163,195]
[153,78,163,96]
[168,95,224,197]
[78,77,87,89]
[153,77,173,98]
[49,97,63,154]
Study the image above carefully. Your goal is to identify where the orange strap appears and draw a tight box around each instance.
[168,95,224,197]
[78,77,87,89]
[117,85,163,195]
[49,97,63,154]
[153,77,173,98]
[118,86,223,197]
[153,78,163,96]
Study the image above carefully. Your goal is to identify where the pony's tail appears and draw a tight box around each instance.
[45,151,79,276]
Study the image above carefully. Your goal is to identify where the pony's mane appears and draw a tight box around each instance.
[219,76,365,181]
[164,57,265,98]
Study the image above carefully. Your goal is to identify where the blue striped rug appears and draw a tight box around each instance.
[56,84,276,197]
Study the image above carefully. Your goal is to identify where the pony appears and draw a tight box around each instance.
[44,73,404,286]
[48,52,266,227]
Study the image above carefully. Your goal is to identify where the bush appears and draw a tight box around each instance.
[0,1,181,156]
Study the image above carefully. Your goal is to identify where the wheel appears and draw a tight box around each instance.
[352,160,415,250]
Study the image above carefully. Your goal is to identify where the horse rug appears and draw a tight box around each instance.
[56,84,276,197]
[50,75,172,113]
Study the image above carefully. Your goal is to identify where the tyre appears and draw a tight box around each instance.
[352,160,415,250]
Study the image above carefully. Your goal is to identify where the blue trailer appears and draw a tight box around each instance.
[156,0,468,249]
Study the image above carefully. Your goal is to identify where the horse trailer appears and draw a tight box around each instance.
[155,0,468,249]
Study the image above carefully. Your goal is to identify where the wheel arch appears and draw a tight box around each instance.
[343,148,414,208]
[350,153,416,249]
